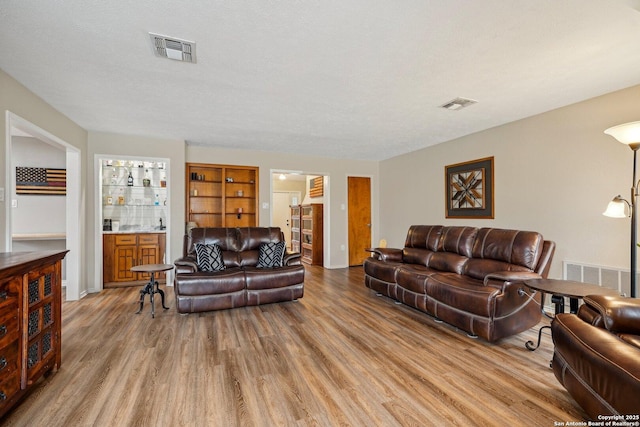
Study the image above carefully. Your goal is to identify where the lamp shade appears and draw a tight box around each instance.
[603,196,628,218]
[604,121,640,145]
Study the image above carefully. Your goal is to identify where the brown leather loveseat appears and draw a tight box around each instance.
[551,294,640,418]
[364,225,555,342]
[174,227,304,313]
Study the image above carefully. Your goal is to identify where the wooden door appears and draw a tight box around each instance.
[348,177,371,266]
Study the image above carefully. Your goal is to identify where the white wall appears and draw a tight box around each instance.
[11,136,66,234]
[186,145,379,268]
[379,84,640,294]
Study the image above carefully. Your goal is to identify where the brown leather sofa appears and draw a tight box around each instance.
[551,294,640,418]
[174,227,304,313]
[364,225,555,342]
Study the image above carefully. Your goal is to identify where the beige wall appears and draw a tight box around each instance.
[1,69,87,246]
[379,84,640,292]
[186,145,379,268]
[0,68,88,295]
[87,132,186,291]
[272,176,306,199]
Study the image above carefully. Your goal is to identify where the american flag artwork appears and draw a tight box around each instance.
[16,167,67,195]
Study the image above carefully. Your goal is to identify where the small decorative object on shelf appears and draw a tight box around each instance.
[127,172,134,186]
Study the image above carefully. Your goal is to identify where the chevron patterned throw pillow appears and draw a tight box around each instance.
[195,243,226,272]
[256,241,286,268]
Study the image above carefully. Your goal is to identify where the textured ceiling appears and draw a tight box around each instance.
[2,0,640,160]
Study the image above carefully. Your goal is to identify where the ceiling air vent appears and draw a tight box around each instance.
[440,97,477,111]
[149,33,196,63]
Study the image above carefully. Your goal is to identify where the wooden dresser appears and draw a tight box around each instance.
[0,250,67,418]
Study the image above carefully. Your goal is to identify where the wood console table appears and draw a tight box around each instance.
[0,250,68,418]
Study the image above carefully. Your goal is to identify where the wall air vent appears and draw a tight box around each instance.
[440,97,477,111]
[149,33,196,63]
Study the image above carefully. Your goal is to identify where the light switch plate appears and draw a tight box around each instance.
[11,199,17,208]
[262,202,269,209]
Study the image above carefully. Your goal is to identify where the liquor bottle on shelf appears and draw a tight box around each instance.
[127,172,134,186]
[143,170,151,187]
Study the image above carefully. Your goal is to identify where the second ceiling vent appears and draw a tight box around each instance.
[149,33,196,63]
[440,97,477,111]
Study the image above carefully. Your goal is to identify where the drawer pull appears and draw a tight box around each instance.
[0,392,5,401]
[0,357,6,371]
[0,291,6,300]
[0,325,6,337]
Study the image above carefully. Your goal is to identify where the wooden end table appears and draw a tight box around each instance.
[131,263,174,318]
[521,278,621,351]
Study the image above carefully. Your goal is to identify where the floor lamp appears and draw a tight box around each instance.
[603,120,640,298]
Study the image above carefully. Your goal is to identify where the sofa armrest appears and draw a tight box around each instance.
[582,294,640,335]
[365,247,403,262]
[483,271,542,287]
[174,256,198,274]
[284,252,302,266]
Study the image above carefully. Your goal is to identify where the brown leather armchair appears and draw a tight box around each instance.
[551,294,640,418]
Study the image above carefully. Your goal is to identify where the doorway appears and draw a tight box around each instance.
[273,191,300,250]
[348,176,372,266]
[5,112,82,300]
[271,171,326,265]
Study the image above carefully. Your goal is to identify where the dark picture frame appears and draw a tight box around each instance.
[445,156,494,219]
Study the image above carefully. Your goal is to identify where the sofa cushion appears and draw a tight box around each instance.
[426,273,500,317]
[189,227,242,268]
[464,259,532,281]
[404,225,443,251]
[236,227,284,266]
[174,269,245,296]
[256,242,286,268]
[437,226,478,257]
[195,243,226,272]
[471,228,543,270]
[189,228,240,253]
[244,265,305,290]
[463,228,543,280]
[427,252,469,274]
[402,248,435,267]
[396,265,439,294]
[363,258,401,283]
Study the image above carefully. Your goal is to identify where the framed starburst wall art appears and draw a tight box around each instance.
[445,156,494,219]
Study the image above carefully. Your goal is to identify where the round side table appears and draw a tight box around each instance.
[131,263,174,318]
[521,278,621,351]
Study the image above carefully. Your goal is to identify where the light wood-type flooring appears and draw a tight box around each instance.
[2,265,587,426]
